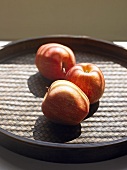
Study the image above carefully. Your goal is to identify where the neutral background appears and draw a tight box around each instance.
[0,0,127,41]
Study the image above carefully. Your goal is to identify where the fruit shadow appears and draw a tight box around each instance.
[85,101,99,119]
[33,102,99,143]
[27,72,53,98]
[33,115,81,143]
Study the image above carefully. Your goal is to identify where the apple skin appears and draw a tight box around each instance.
[65,63,105,104]
[35,43,76,80]
[42,80,90,126]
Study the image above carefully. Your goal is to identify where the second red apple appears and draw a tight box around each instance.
[65,63,105,104]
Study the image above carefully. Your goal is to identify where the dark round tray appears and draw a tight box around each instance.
[0,35,127,163]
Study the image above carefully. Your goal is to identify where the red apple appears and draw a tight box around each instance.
[42,80,90,126]
[35,43,76,80]
[65,63,105,104]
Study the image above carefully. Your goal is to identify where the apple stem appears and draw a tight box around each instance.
[62,63,66,74]
[46,86,49,92]
[63,68,66,73]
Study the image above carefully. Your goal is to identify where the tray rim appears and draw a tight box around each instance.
[1,34,127,63]
[3,34,123,46]
[0,35,127,163]
[2,34,127,53]
[0,126,127,149]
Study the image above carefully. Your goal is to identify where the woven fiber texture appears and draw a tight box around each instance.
[0,51,127,144]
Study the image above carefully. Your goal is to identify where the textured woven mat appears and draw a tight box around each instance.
[0,51,127,144]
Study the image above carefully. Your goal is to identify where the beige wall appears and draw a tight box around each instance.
[0,0,127,41]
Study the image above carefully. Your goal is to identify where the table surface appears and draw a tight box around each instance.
[0,40,127,170]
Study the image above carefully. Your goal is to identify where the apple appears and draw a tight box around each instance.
[35,43,76,80]
[65,63,105,104]
[42,80,90,126]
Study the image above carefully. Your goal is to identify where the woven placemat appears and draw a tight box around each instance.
[0,50,127,144]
